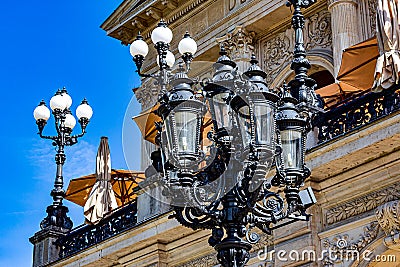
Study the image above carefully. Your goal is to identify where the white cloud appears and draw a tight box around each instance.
[29,139,97,183]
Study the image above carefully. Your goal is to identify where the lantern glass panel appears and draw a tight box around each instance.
[175,110,198,153]
[253,102,274,146]
[164,116,175,157]
[237,105,251,148]
[212,92,232,131]
[280,129,302,169]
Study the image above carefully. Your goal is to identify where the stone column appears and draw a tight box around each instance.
[376,200,400,251]
[216,26,256,73]
[328,0,361,77]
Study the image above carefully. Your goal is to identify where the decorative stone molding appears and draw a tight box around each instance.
[134,79,160,110]
[117,26,136,45]
[176,253,218,267]
[367,0,377,36]
[261,9,332,86]
[321,221,382,266]
[306,11,333,51]
[325,183,400,225]
[376,200,400,251]
[250,233,274,256]
[263,29,292,86]
[216,26,256,72]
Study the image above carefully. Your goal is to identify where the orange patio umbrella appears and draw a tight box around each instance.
[337,37,379,91]
[316,81,363,108]
[65,169,145,207]
[316,37,380,108]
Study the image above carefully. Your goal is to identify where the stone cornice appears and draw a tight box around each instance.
[101,0,214,45]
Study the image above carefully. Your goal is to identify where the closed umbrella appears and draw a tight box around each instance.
[373,0,400,91]
[83,137,118,224]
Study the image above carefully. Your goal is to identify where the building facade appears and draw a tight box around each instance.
[30,0,400,266]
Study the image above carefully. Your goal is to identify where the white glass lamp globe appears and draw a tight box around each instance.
[157,50,175,68]
[33,102,51,121]
[76,101,93,120]
[61,92,72,109]
[50,94,67,111]
[151,21,173,44]
[178,33,197,55]
[64,114,76,129]
[130,37,149,57]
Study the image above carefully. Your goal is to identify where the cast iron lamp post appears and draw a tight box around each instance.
[130,1,320,266]
[33,88,93,230]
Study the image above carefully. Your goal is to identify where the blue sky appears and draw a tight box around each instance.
[0,1,142,266]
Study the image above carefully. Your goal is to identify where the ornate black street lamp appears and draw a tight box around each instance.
[33,88,93,230]
[129,1,320,266]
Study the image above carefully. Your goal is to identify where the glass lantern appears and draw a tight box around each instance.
[164,103,203,169]
[231,55,279,161]
[158,65,206,184]
[203,47,236,141]
[275,89,307,186]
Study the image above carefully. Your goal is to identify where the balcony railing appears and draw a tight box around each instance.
[313,87,400,144]
[57,201,138,259]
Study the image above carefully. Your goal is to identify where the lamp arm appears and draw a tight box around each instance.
[71,126,86,139]
[39,132,56,141]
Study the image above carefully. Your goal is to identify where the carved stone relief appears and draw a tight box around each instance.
[261,9,332,86]
[367,0,377,37]
[326,183,400,225]
[321,221,383,266]
[263,29,293,86]
[376,200,400,251]
[176,253,218,267]
[216,26,256,72]
[306,11,333,50]
[217,26,256,61]
[134,79,160,110]
[250,233,274,256]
